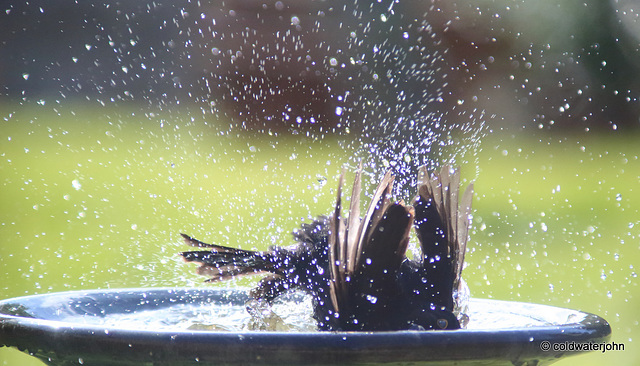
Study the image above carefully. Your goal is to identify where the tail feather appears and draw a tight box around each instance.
[181,250,265,268]
[180,234,276,282]
[181,233,247,253]
[196,263,264,282]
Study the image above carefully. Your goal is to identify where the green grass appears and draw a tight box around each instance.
[1,105,637,365]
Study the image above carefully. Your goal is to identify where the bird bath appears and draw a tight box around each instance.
[0,288,610,366]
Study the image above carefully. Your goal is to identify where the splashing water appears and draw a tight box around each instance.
[56,290,586,333]
[71,291,318,332]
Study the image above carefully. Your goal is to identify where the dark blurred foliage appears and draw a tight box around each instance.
[0,1,188,105]
[429,0,640,131]
[1,0,639,131]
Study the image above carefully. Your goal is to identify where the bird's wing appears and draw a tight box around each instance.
[455,182,474,290]
[328,168,414,318]
[328,170,346,313]
[345,166,362,274]
[413,165,473,309]
[355,202,414,284]
[353,170,395,273]
[355,169,413,279]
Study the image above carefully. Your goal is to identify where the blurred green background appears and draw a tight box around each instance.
[1,105,638,364]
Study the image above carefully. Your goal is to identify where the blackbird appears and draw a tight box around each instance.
[180,165,473,331]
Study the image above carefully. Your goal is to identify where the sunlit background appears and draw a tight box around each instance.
[1,0,639,365]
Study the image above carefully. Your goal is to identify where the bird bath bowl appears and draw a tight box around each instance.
[0,288,610,366]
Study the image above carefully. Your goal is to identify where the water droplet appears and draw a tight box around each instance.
[366,294,377,304]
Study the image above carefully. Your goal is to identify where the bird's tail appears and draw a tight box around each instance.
[180,233,277,282]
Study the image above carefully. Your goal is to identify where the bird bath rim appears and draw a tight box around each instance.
[0,287,611,365]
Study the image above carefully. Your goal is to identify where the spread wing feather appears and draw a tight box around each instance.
[414,165,473,312]
[328,167,413,320]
